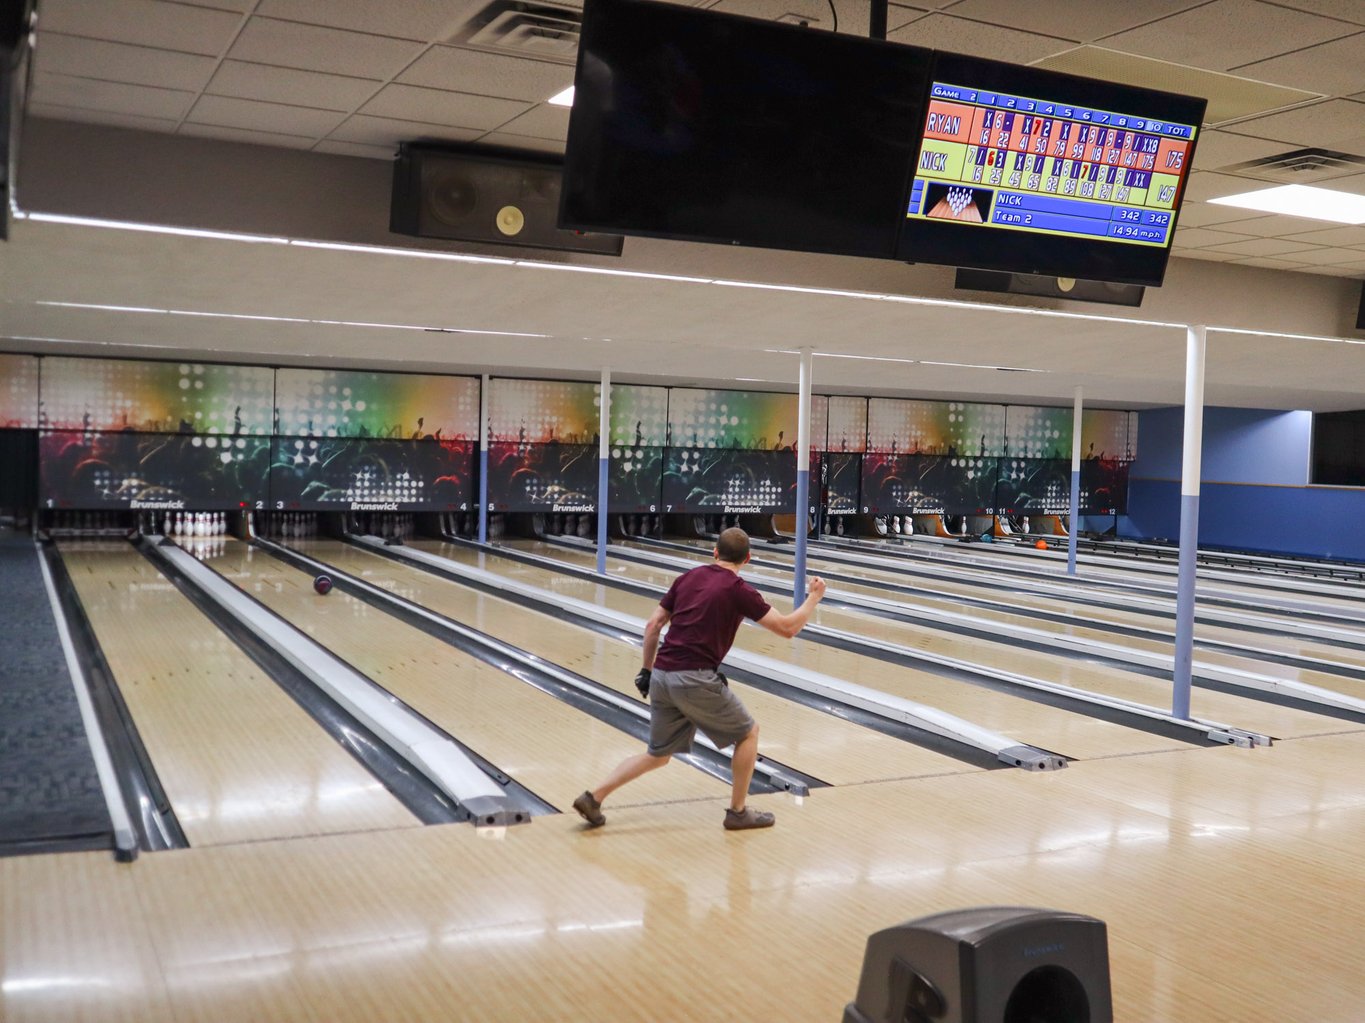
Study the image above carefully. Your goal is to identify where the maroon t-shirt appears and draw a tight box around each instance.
[652,563,772,672]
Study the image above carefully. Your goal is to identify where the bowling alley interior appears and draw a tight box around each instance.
[7,1,1365,1020]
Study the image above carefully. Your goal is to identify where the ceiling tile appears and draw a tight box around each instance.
[1279,224,1365,246]
[476,131,566,155]
[1202,212,1345,237]
[312,139,399,160]
[1096,0,1355,70]
[1173,203,1278,229]
[1233,255,1313,269]
[1191,130,1298,172]
[941,0,1197,44]
[887,13,1073,64]
[359,84,529,131]
[25,102,180,134]
[1283,245,1365,265]
[1180,171,1265,202]
[1204,236,1321,256]
[397,47,572,103]
[1221,98,1365,147]
[1269,1,1365,26]
[187,94,347,136]
[178,123,317,150]
[1170,226,1260,247]
[37,0,246,56]
[1175,248,1245,262]
[206,61,381,112]
[253,0,471,41]
[1306,170,1365,194]
[32,33,218,92]
[1233,31,1365,96]
[29,71,197,120]
[227,17,427,79]
[493,103,570,141]
[328,114,483,148]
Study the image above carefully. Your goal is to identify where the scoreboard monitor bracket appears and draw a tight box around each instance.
[899,52,1206,287]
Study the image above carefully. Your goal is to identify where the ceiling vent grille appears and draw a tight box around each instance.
[447,1,583,63]
[1222,148,1365,183]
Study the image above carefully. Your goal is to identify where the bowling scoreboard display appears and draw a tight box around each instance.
[898,55,1206,286]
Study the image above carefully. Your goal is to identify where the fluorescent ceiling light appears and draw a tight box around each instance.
[23,212,289,244]
[548,86,575,106]
[1208,184,1365,224]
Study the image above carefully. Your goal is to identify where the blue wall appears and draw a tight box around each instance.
[1125,406,1365,561]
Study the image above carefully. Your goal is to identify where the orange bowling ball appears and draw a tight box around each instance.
[1035,539,1047,550]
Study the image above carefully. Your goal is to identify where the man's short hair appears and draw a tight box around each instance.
[716,527,751,565]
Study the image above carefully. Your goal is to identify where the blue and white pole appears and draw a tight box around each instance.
[597,368,611,576]
[793,347,813,605]
[1067,385,1082,575]
[478,372,490,545]
[1172,324,1206,719]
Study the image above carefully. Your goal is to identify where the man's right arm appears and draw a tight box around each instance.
[757,576,827,639]
[641,604,671,669]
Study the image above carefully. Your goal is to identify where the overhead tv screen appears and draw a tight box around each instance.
[560,0,932,258]
[897,53,1206,286]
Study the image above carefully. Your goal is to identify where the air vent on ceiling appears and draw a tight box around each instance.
[1220,148,1365,183]
[447,1,582,63]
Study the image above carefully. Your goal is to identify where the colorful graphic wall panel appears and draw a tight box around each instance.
[826,396,868,453]
[1004,405,1073,459]
[1080,409,1130,462]
[996,458,1073,514]
[861,453,998,514]
[0,354,40,428]
[866,399,1005,456]
[610,447,664,512]
[667,389,800,451]
[40,357,274,435]
[486,441,597,511]
[811,395,829,452]
[1081,459,1129,514]
[663,449,796,512]
[275,369,478,440]
[824,452,861,515]
[40,431,271,509]
[269,437,473,511]
[490,379,599,445]
[610,384,668,447]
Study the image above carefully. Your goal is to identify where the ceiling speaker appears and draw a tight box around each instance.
[955,268,1144,307]
[391,143,623,256]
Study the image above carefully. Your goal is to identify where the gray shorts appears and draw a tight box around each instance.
[647,668,755,757]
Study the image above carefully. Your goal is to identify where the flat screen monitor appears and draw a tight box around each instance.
[897,53,1206,286]
[560,0,933,258]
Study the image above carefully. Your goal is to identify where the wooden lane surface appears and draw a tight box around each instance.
[804,540,1365,638]
[197,540,724,810]
[419,542,1194,760]
[7,733,1365,1021]
[642,538,1365,671]
[290,539,968,786]
[59,541,419,847]
[518,542,1357,739]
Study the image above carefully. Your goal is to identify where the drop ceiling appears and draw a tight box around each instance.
[8,0,1365,409]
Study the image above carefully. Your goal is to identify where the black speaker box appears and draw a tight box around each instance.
[390,143,623,256]
[844,906,1112,1023]
[956,268,1144,307]
[1354,279,1365,331]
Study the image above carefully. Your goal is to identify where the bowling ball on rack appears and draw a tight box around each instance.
[313,574,334,596]
[1035,539,1048,550]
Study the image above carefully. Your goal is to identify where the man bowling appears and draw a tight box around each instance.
[574,527,826,831]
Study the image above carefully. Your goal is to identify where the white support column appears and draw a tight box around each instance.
[1172,325,1207,719]
[597,367,611,575]
[793,348,813,605]
[477,373,490,544]
[1067,385,1083,575]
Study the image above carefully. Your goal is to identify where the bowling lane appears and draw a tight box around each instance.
[486,542,1349,740]
[60,541,419,846]
[195,539,723,809]
[639,538,1365,672]
[287,539,973,786]
[409,541,1200,759]
[823,536,1365,620]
